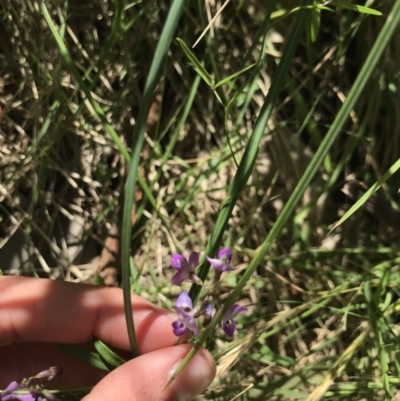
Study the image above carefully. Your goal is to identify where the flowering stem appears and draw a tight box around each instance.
[172,0,312,383]
[188,0,300,306]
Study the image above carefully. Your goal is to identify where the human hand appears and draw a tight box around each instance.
[0,277,216,401]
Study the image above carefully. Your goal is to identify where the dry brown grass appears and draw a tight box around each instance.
[1,1,400,400]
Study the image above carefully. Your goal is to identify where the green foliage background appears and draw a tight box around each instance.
[1,0,400,400]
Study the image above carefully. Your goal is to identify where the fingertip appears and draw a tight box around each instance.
[83,345,216,401]
[170,348,216,401]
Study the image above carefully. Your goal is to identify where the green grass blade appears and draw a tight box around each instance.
[57,344,110,372]
[223,0,400,327]
[39,1,130,162]
[189,0,313,304]
[331,0,383,16]
[310,5,321,42]
[331,158,400,231]
[120,0,187,357]
[168,0,313,383]
[176,38,214,86]
[178,0,400,385]
[93,338,126,369]
[213,63,256,89]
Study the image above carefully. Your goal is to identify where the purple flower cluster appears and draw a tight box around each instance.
[1,368,61,401]
[170,247,247,338]
[1,381,35,401]
[170,248,234,287]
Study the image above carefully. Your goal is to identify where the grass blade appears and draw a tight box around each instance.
[213,63,256,90]
[189,0,313,304]
[93,338,126,369]
[176,38,214,86]
[120,0,188,357]
[57,344,110,372]
[39,1,130,161]
[178,0,400,386]
[331,158,400,231]
[168,0,313,383]
[331,0,383,16]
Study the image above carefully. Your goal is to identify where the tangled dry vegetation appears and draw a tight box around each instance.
[1,0,400,400]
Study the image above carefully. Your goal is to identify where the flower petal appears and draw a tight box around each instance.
[171,254,186,269]
[218,247,232,262]
[171,270,189,285]
[207,256,234,272]
[173,306,199,336]
[203,302,213,318]
[172,320,187,336]
[174,290,193,310]
[188,252,199,266]
[206,257,226,270]
[2,393,36,401]
[4,382,20,392]
[222,319,236,337]
[225,304,247,320]
[220,304,247,336]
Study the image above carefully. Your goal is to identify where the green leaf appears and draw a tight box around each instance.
[120,0,188,358]
[176,38,214,86]
[363,281,372,304]
[331,0,383,16]
[213,63,256,89]
[189,0,310,303]
[271,5,333,20]
[331,158,400,231]
[310,6,321,42]
[171,0,310,384]
[176,0,400,388]
[93,274,105,286]
[39,1,130,162]
[93,338,126,369]
[57,344,110,371]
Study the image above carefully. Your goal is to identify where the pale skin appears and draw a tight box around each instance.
[0,277,216,401]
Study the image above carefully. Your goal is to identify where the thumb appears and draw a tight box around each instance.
[82,344,216,401]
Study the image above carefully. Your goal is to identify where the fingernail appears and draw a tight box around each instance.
[169,351,215,401]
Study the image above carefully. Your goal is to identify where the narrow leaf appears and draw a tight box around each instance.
[176,38,214,86]
[213,63,256,89]
[178,0,400,387]
[120,0,187,358]
[93,338,126,369]
[172,0,312,383]
[57,344,110,371]
[331,0,383,16]
[331,159,400,231]
[310,7,321,42]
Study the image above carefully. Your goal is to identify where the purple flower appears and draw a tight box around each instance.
[203,302,214,319]
[172,291,199,336]
[171,252,201,285]
[35,367,62,382]
[201,302,214,326]
[221,304,247,336]
[207,247,234,272]
[1,368,62,401]
[1,382,35,401]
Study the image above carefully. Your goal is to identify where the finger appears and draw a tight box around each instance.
[0,277,179,353]
[83,344,216,401]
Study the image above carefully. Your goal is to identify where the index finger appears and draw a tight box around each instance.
[0,277,180,353]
